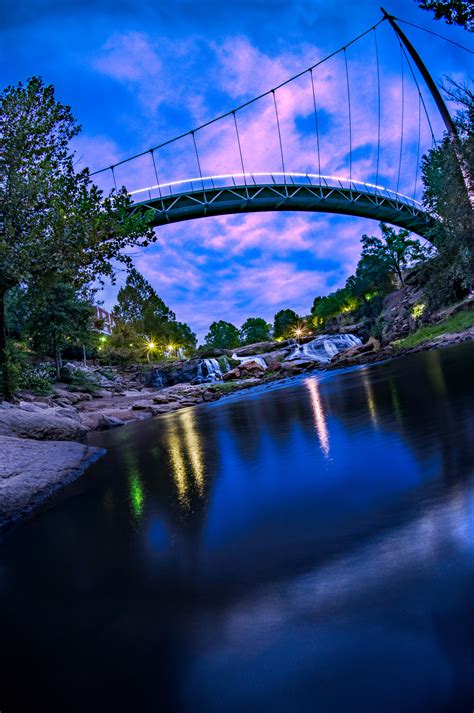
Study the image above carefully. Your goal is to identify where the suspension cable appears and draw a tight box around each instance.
[393,17,474,55]
[272,90,286,179]
[150,150,162,198]
[90,18,386,176]
[373,27,382,191]
[343,48,352,184]
[191,131,206,195]
[396,42,405,194]
[309,68,322,182]
[111,166,117,190]
[413,92,422,200]
[399,43,438,148]
[232,111,246,184]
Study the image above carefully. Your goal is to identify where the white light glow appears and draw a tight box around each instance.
[128,172,422,208]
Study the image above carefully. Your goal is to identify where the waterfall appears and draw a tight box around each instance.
[232,354,268,370]
[203,358,223,380]
[287,334,362,363]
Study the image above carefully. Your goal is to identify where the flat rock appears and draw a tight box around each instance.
[0,406,87,441]
[0,434,102,530]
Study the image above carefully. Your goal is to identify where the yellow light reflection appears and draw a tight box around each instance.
[168,409,206,507]
[425,350,447,396]
[362,372,378,428]
[306,378,330,457]
[168,428,189,507]
[179,410,204,495]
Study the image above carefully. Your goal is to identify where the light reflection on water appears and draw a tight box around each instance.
[1,343,474,713]
[305,377,330,457]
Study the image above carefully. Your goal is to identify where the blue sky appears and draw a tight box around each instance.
[0,0,472,340]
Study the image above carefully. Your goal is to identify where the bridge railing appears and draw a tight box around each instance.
[128,172,422,210]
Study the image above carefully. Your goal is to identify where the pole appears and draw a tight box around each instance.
[381,7,474,211]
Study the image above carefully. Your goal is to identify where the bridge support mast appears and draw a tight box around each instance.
[381,7,474,213]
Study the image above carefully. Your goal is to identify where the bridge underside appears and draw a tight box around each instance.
[132,182,434,237]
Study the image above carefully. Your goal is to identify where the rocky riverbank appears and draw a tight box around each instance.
[1,320,473,531]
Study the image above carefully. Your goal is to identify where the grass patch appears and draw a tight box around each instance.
[393,309,474,350]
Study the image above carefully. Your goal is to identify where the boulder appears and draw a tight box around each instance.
[202,389,220,402]
[233,340,292,356]
[96,415,126,431]
[132,400,155,410]
[281,360,314,373]
[144,358,203,388]
[0,406,87,441]
[222,368,241,381]
[239,360,265,375]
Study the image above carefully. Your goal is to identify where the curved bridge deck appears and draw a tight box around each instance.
[129,173,433,237]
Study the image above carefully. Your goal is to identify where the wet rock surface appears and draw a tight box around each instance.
[0,435,102,530]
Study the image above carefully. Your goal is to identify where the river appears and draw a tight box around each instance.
[1,343,473,712]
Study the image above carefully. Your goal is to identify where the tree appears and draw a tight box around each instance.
[114,268,175,334]
[273,309,301,338]
[416,1,473,30]
[204,321,240,350]
[359,225,431,286]
[113,268,196,355]
[0,77,154,396]
[311,288,357,327]
[239,317,271,345]
[103,322,141,371]
[418,83,474,306]
[164,321,197,356]
[26,282,95,378]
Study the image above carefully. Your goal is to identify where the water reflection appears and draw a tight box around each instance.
[166,409,206,508]
[362,371,379,428]
[305,377,330,457]
[1,344,474,713]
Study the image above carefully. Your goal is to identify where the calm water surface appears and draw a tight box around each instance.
[1,344,474,713]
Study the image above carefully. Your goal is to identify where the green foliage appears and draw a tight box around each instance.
[393,309,474,349]
[273,309,301,338]
[0,77,154,396]
[61,368,100,393]
[102,322,142,370]
[204,320,240,349]
[239,317,271,344]
[19,363,55,395]
[416,0,473,30]
[113,268,197,355]
[359,225,432,286]
[26,282,94,367]
[114,268,174,331]
[418,82,473,307]
[310,224,431,332]
[311,288,356,327]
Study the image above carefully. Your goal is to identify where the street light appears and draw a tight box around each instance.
[145,337,157,363]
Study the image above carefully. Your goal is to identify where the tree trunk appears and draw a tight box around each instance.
[82,344,87,367]
[0,288,11,399]
[53,331,61,380]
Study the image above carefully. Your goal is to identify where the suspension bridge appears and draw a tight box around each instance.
[91,9,473,239]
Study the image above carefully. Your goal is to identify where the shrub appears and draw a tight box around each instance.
[61,367,101,393]
[19,363,56,396]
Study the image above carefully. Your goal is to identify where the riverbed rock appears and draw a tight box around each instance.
[0,434,102,530]
[132,399,155,410]
[144,358,203,388]
[281,359,314,373]
[96,415,126,431]
[0,405,87,441]
[239,360,265,375]
[222,368,241,381]
[233,340,292,356]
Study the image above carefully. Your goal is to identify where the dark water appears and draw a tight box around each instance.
[1,344,474,713]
